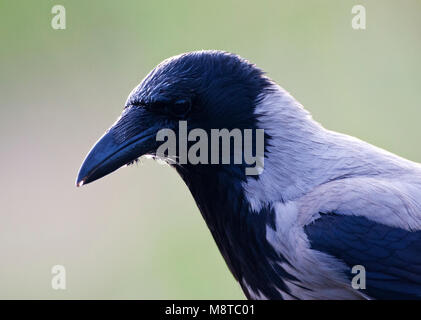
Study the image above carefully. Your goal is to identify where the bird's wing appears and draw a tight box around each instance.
[304,211,421,299]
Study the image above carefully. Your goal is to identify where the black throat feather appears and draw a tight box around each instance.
[175,164,301,299]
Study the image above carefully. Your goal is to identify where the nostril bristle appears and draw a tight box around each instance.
[125,158,141,166]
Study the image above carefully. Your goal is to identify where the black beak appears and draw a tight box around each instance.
[76,113,159,187]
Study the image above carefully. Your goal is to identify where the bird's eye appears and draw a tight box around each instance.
[170,99,192,119]
[129,100,149,109]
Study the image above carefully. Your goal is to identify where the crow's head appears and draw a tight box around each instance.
[76,50,273,186]
[75,51,327,299]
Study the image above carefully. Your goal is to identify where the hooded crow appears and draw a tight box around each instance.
[76,50,421,300]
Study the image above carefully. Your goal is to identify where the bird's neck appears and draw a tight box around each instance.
[172,85,340,298]
[241,84,333,210]
[175,164,296,299]
[241,84,408,211]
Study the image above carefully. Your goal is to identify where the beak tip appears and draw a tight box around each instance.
[75,172,87,187]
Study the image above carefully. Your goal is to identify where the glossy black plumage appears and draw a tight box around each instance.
[305,213,421,299]
[176,164,298,299]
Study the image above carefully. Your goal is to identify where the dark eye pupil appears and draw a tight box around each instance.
[172,99,191,118]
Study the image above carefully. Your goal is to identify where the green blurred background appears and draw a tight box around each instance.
[0,0,420,299]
